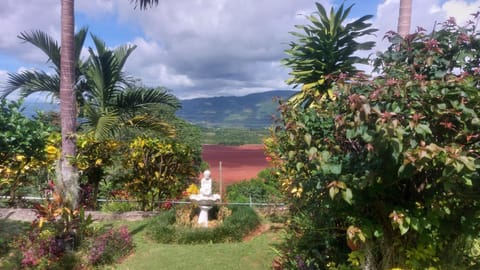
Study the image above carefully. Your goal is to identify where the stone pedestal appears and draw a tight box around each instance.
[198,205,212,227]
[189,193,221,228]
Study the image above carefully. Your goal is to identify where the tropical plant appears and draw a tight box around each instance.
[282,3,376,108]
[1,28,88,103]
[226,168,282,203]
[80,34,180,139]
[57,0,79,209]
[123,137,199,210]
[0,99,56,205]
[73,132,121,208]
[267,11,480,270]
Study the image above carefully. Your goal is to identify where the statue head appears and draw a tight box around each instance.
[203,170,211,179]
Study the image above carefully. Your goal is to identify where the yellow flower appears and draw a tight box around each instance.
[95,158,103,166]
[186,183,199,195]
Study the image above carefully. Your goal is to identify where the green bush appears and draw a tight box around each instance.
[146,205,260,244]
[226,168,282,203]
[100,201,141,213]
[267,4,480,269]
[0,220,29,257]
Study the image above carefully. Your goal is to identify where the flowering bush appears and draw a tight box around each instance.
[88,226,134,265]
[268,6,480,270]
[124,137,198,210]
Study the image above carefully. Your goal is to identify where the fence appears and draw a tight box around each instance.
[0,196,286,208]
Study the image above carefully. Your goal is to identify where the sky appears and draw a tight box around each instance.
[0,0,479,100]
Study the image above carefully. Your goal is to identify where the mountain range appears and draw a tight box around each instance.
[20,90,295,129]
[176,90,294,128]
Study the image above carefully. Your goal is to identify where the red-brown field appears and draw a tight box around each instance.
[201,144,270,187]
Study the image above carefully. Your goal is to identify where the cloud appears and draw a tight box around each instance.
[114,0,322,98]
[2,0,479,99]
[0,0,60,65]
[373,0,480,53]
[442,0,480,24]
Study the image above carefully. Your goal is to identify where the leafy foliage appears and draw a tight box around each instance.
[282,3,376,107]
[0,99,56,205]
[1,28,89,104]
[10,187,94,269]
[73,132,120,208]
[226,168,282,203]
[123,137,199,210]
[88,225,134,266]
[146,205,260,244]
[267,9,480,269]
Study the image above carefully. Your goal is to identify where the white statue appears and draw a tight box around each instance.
[189,169,220,227]
[200,170,212,196]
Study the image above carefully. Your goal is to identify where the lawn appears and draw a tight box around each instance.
[103,219,280,270]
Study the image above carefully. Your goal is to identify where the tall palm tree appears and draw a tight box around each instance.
[397,0,412,37]
[1,28,88,103]
[81,34,180,139]
[59,0,78,208]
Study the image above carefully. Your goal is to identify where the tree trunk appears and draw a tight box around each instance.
[59,0,79,208]
[397,0,412,37]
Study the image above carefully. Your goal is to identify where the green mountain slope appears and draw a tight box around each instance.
[176,90,294,128]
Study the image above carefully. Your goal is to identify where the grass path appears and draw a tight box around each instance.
[103,220,280,270]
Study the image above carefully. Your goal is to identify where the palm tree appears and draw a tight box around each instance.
[59,0,78,208]
[81,34,180,139]
[1,27,88,105]
[397,0,412,37]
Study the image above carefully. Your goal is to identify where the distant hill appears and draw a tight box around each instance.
[176,90,294,128]
[21,101,58,117]
[18,90,295,129]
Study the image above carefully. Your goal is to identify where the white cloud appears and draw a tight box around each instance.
[2,0,479,99]
[373,0,480,53]
[76,0,114,17]
[113,0,322,97]
[0,0,60,65]
[442,0,480,24]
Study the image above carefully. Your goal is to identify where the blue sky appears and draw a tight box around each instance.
[1,0,479,100]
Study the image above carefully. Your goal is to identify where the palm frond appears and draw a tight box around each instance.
[116,87,180,113]
[2,70,60,98]
[125,114,176,138]
[81,104,121,140]
[113,44,137,71]
[18,30,60,69]
[74,27,89,63]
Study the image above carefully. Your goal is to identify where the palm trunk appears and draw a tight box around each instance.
[59,0,79,208]
[397,0,412,37]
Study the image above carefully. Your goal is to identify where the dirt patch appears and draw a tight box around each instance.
[202,144,270,188]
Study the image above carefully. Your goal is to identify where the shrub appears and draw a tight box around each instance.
[100,201,141,213]
[88,226,134,266]
[0,219,29,257]
[0,99,56,206]
[226,168,282,203]
[267,5,480,269]
[124,137,199,211]
[146,205,260,244]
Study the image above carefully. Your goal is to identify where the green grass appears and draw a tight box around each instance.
[103,219,279,270]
